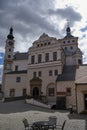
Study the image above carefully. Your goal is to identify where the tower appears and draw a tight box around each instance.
[61,24,82,65]
[4,27,14,73]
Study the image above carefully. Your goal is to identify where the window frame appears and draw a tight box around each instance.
[33,72,36,78]
[38,54,42,63]
[16,77,21,82]
[9,88,15,97]
[31,55,35,64]
[53,52,57,61]
[66,88,71,96]
[38,71,41,77]
[48,88,55,96]
[49,70,52,76]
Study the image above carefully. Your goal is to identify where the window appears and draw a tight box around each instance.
[48,88,54,96]
[48,42,50,45]
[66,88,71,96]
[49,70,52,76]
[68,40,70,43]
[31,55,35,64]
[70,46,73,49]
[65,47,67,50]
[9,89,15,97]
[63,41,65,43]
[38,54,42,63]
[23,88,26,96]
[78,59,82,64]
[53,52,57,61]
[15,65,18,71]
[45,53,49,62]
[16,77,21,82]
[72,40,75,42]
[55,70,58,76]
[38,71,41,77]
[8,55,11,58]
[33,72,36,77]
[9,48,11,51]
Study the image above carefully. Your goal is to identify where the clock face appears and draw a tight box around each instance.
[6,64,11,69]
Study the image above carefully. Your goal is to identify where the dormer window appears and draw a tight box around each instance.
[72,40,75,42]
[68,40,70,43]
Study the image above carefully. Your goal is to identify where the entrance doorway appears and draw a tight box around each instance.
[56,97,66,109]
[84,94,87,109]
[33,87,39,98]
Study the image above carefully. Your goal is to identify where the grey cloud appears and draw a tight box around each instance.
[0,0,82,53]
[0,0,57,52]
[48,6,82,26]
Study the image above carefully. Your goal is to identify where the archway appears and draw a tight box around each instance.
[30,77,42,97]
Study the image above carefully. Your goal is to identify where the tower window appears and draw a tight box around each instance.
[44,43,47,46]
[78,59,82,64]
[8,55,11,58]
[9,48,11,51]
[68,40,70,43]
[72,40,75,42]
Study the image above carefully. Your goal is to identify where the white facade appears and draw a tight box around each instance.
[2,26,83,110]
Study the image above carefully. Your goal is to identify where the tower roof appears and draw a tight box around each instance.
[7,27,14,40]
[64,25,74,38]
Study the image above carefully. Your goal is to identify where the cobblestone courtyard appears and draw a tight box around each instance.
[0,100,86,130]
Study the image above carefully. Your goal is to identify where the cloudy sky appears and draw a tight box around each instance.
[0,0,87,82]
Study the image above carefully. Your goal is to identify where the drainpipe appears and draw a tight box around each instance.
[75,84,78,113]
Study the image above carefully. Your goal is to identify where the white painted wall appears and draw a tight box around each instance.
[4,73,27,97]
[57,81,76,108]
[12,60,28,71]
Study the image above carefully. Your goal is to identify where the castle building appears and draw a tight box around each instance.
[2,26,85,113]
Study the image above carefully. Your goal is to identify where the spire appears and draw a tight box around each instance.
[64,20,74,38]
[7,27,14,40]
[66,19,71,36]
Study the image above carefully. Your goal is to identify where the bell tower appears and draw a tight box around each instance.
[4,27,14,73]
